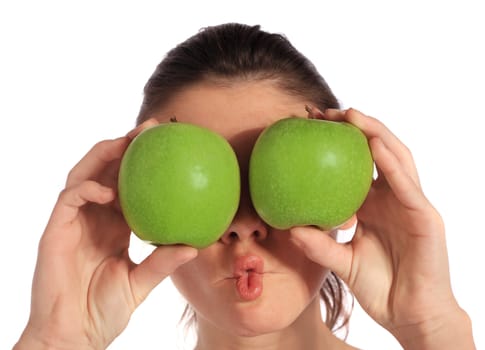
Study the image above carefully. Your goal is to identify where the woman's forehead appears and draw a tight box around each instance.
[153,80,308,139]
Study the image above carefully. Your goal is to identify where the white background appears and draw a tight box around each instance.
[1,1,483,349]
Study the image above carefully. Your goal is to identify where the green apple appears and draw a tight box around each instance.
[118,122,240,248]
[249,117,373,230]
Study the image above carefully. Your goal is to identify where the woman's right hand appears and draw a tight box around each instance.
[14,119,198,350]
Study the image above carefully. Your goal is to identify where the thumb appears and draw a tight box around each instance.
[129,245,198,306]
[290,226,353,283]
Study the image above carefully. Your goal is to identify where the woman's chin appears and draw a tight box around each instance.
[226,300,296,337]
[230,318,290,338]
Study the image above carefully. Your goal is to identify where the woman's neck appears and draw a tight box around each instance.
[194,297,352,350]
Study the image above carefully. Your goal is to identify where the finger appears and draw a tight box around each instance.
[328,108,420,186]
[126,117,160,139]
[50,180,116,225]
[66,118,159,188]
[322,108,346,121]
[290,226,353,284]
[369,137,427,209]
[66,137,131,187]
[305,104,325,119]
[129,245,198,306]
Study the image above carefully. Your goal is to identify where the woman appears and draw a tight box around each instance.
[14,23,475,349]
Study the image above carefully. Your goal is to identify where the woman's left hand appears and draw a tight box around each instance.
[290,108,474,349]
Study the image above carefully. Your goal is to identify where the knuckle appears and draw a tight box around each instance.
[58,180,96,202]
[79,180,101,195]
[57,187,70,202]
[92,139,113,158]
[66,167,79,184]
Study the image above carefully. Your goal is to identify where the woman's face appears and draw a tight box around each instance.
[154,80,330,336]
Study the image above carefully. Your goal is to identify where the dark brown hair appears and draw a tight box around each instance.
[137,23,353,335]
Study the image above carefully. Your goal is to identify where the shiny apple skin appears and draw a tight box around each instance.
[119,123,240,248]
[249,117,373,230]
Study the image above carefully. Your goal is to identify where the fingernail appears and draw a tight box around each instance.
[126,118,159,139]
[305,105,325,119]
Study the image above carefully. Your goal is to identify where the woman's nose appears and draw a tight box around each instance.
[219,205,268,244]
